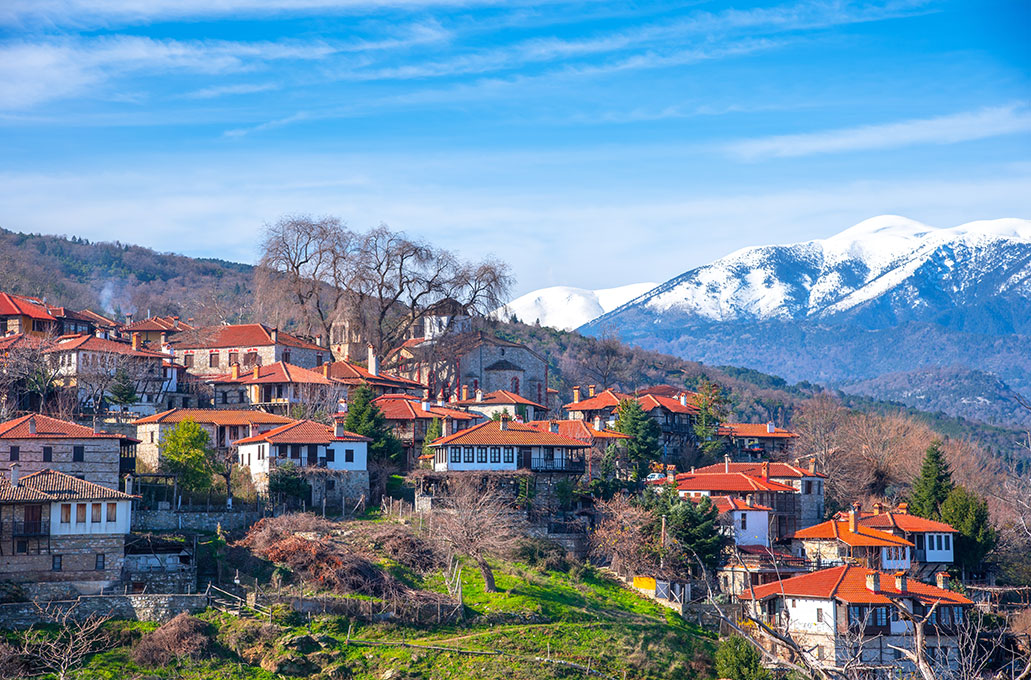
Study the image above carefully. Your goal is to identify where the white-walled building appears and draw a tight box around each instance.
[839,503,957,579]
[794,507,914,572]
[710,495,772,547]
[428,419,587,473]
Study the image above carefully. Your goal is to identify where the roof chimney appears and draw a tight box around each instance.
[123,474,133,496]
[936,572,949,590]
[421,400,431,412]
[849,503,860,533]
[587,385,596,398]
[270,327,279,343]
[125,312,134,325]
[873,502,884,515]
[767,421,775,434]
[572,386,580,403]
[131,332,141,351]
[230,363,240,380]
[866,572,881,592]
[253,365,260,380]
[173,316,180,329]
[724,454,730,474]
[679,393,687,407]
[28,417,36,435]
[9,463,19,488]
[550,422,559,434]
[461,385,469,401]
[499,416,508,431]
[594,415,603,431]
[475,389,483,403]
[321,363,329,378]
[160,331,168,347]
[808,457,817,474]
[896,502,909,515]
[367,344,378,376]
[895,572,908,593]
[760,461,769,479]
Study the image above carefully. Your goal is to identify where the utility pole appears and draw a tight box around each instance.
[660,513,667,569]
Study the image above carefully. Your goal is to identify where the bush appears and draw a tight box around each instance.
[131,613,214,667]
[714,635,770,680]
[513,537,570,573]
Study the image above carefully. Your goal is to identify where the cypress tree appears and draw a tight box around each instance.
[908,440,954,520]
[422,417,442,458]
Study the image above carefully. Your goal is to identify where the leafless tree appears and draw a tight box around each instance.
[289,382,344,423]
[589,494,655,576]
[20,601,111,680]
[427,474,524,592]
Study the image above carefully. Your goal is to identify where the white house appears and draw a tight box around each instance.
[428,419,587,473]
[794,506,915,572]
[843,503,957,578]
[710,495,771,547]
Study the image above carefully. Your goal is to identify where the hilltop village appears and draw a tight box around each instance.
[0,286,1025,680]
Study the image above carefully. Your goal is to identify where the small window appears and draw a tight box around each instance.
[740,513,747,530]
[451,447,461,463]
[9,446,18,461]
[73,445,84,462]
[944,534,951,550]
[52,555,63,571]
[91,503,101,523]
[316,354,323,366]
[106,503,117,522]
[791,599,797,608]
[95,554,105,570]
[503,447,514,463]
[283,350,291,364]
[183,354,194,368]
[76,504,86,523]
[816,608,823,622]
[490,447,501,463]
[61,504,71,524]
[209,352,219,368]
[344,449,354,463]
[804,480,813,494]
[221,391,228,404]
[16,540,27,554]
[464,447,474,463]
[477,447,487,463]
[42,446,52,462]
[228,351,239,365]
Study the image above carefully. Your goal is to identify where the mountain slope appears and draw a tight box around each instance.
[500,282,657,330]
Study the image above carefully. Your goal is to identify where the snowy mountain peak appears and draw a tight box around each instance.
[500,282,658,331]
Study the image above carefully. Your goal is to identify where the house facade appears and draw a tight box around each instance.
[719,422,799,461]
[839,503,957,579]
[428,419,588,474]
[525,418,631,480]
[456,388,548,422]
[794,508,915,572]
[206,362,347,414]
[694,458,826,529]
[169,323,328,377]
[369,393,479,470]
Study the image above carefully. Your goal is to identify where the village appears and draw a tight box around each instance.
[1,274,1028,680]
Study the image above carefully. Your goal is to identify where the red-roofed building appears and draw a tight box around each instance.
[834,503,958,576]
[794,506,915,572]
[121,315,195,344]
[427,419,587,474]
[525,418,630,480]
[719,422,799,460]
[739,565,971,677]
[206,361,347,415]
[366,394,479,470]
[169,323,330,376]
[0,292,58,336]
[694,458,826,529]
[456,388,548,421]
[0,414,138,488]
[323,354,425,398]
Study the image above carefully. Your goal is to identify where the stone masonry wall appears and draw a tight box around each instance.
[132,509,262,533]
[2,437,122,488]
[0,594,208,629]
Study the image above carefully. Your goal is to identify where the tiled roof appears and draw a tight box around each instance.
[718,423,798,439]
[794,519,914,547]
[324,360,424,390]
[133,409,295,426]
[0,414,128,440]
[854,511,958,534]
[430,420,589,448]
[666,472,797,493]
[525,419,630,443]
[708,495,773,513]
[458,390,546,409]
[170,324,324,351]
[46,334,167,358]
[0,468,136,503]
[636,393,699,415]
[693,461,825,479]
[0,333,42,352]
[77,309,121,329]
[739,565,971,606]
[122,316,195,333]
[0,292,56,321]
[563,388,699,414]
[235,419,370,445]
[210,362,334,385]
[562,389,631,412]
[366,394,477,422]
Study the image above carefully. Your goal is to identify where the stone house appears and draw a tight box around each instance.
[524,418,630,480]
[324,348,425,398]
[835,503,957,579]
[0,292,59,336]
[0,466,136,599]
[794,507,915,572]
[694,458,826,529]
[718,422,799,461]
[234,419,370,508]
[132,408,295,471]
[120,315,195,345]
[369,394,479,470]
[740,566,972,678]
[169,323,329,377]
[0,414,137,488]
[456,388,548,421]
[206,361,347,415]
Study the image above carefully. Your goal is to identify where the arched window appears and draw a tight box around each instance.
[511,377,520,394]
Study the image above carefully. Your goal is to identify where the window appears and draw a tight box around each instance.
[52,555,62,571]
[490,447,501,463]
[183,353,194,368]
[503,447,514,463]
[73,445,84,462]
[937,534,943,551]
[291,445,300,459]
[76,504,86,523]
[8,446,18,461]
[740,513,747,530]
[816,608,823,622]
[221,390,228,404]
[61,504,71,524]
[875,607,887,627]
[42,446,52,462]
[106,503,117,522]
[316,354,323,366]
[209,352,219,368]
[451,447,461,463]
[344,449,354,463]
[477,447,487,463]
[91,503,101,523]
[95,554,105,570]
[15,540,27,554]
[944,534,951,551]
[464,447,474,463]
[283,350,291,364]
[916,534,925,550]
[228,351,239,365]
[804,480,812,494]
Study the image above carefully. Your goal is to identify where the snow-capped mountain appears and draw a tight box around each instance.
[500,282,658,331]
[599,216,1031,327]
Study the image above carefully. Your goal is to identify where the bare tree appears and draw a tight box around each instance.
[20,601,111,680]
[589,494,655,576]
[427,474,523,592]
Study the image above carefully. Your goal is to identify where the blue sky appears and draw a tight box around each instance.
[0,0,1028,296]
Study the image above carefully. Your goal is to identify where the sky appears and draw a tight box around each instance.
[0,0,1029,297]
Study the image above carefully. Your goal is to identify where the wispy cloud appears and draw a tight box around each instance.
[185,82,279,99]
[726,105,1031,160]
[223,112,311,137]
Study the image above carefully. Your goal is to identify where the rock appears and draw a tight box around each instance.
[381,669,400,680]
[283,633,320,653]
[261,652,316,676]
[315,633,337,648]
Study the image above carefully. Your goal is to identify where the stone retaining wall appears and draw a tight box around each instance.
[0,594,208,629]
[133,509,262,532]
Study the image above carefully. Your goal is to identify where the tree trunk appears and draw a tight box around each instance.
[477,557,496,593]
[222,472,233,509]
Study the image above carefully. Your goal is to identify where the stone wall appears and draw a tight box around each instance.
[0,535,125,597]
[133,509,262,533]
[2,436,123,488]
[0,593,208,629]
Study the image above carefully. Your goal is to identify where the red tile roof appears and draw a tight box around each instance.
[851,511,958,534]
[365,394,477,422]
[693,461,825,479]
[77,309,121,329]
[562,389,631,412]
[794,519,914,547]
[122,316,195,333]
[0,292,56,321]
[666,472,797,493]
[170,324,324,351]
[563,388,699,415]
[457,390,546,410]
[234,420,370,445]
[525,419,630,443]
[636,392,700,415]
[739,565,971,605]
[0,468,136,503]
[0,414,129,440]
[210,362,334,385]
[46,334,167,358]
[718,423,798,439]
[708,495,773,513]
[324,360,424,390]
[429,420,589,448]
[0,333,42,352]
[133,409,295,426]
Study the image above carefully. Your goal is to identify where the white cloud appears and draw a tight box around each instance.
[185,82,279,99]
[727,105,1031,160]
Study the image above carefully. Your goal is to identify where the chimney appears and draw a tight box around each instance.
[131,332,141,351]
[746,495,753,508]
[866,572,881,592]
[895,572,908,593]
[367,345,378,376]
[896,502,909,515]
[160,331,168,346]
[499,416,508,431]
[230,363,240,380]
[767,421,775,434]
[9,463,20,488]
[321,363,329,378]
[461,385,469,401]
[594,415,603,431]
[28,417,36,435]
[93,417,100,434]
[761,461,769,479]
[173,316,180,329]
[849,503,860,533]
[253,365,260,379]
[808,457,817,474]
[549,422,559,433]
[421,400,431,411]
[587,385,596,398]
[679,393,687,407]
[123,475,133,496]
[125,312,134,325]
[270,327,279,343]
[475,389,483,403]
[572,386,580,403]
[873,502,884,515]
[936,572,949,590]
[724,454,731,473]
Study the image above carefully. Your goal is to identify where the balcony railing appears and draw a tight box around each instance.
[11,520,49,537]
[530,457,586,473]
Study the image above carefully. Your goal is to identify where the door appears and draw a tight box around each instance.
[23,504,43,535]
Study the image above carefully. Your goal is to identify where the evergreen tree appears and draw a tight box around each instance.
[107,368,138,411]
[159,419,215,493]
[343,384,403,464]
[422,417,442,457]
[692,379,730,466]
[909,440,954,520]
[714,635,771,680]
[941,486,997,570]
[641,482,726,576]
[614,398,662,480]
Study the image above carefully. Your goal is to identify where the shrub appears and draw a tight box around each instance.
[513,537,570,573]
[131,613,213,667]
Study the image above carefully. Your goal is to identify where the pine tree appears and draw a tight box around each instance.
[640,482,726,575]
[692,379,730,466]
[422,417,442,458]
[107,368,138,411]
[941,486,997,570]
[909,440,954,520]
[343,384,403,464]
[614,398,662,480]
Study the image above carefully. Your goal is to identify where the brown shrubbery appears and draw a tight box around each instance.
[132,614,213,667]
